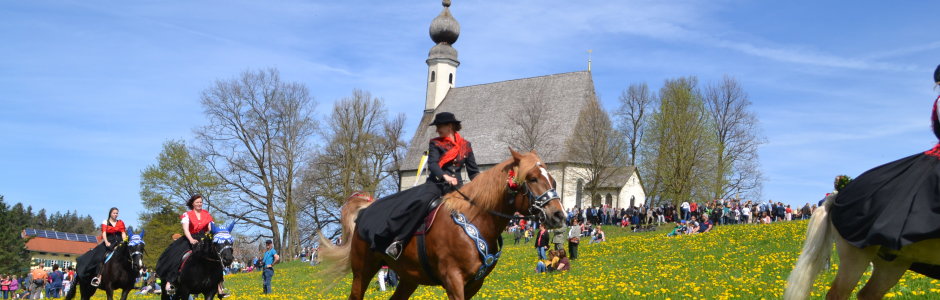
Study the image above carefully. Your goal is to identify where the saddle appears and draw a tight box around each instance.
[415,197,444,284]
[415,198,444,236]
[178,250,193,272]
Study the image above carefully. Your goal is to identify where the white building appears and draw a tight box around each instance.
[398,0,645,210]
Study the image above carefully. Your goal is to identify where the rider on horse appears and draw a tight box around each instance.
[155,194,228,297]
[81,207,127,287]
[357,112,480,260]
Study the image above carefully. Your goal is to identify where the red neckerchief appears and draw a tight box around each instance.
[432,132,469,168]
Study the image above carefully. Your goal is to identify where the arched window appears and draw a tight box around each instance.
[630,195,636,208]
[605,194,613,207]
[576,179,583,209]
[592,194,601,207]
[430,71,436,82]
[448,73,453,84]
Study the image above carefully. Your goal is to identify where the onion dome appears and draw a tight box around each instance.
[429,0,460,45]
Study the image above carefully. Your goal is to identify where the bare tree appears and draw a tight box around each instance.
[614,83,655,167]
[566,96,629,207]
[499,80,559,157]
[194,68,317,259]
[299,89,406,242]
[703,76,764,200]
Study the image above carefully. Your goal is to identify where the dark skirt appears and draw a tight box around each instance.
[831,151,940,250]
[156,233,205,283]
[356,181,445,251]
[75,234,121,279]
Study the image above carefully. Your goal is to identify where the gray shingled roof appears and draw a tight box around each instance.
[587,166,637,188]
[401,71,596,171]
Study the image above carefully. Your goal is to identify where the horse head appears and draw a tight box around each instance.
[126,227,146,272]
[209,222,235,267]
[508,148,567,229]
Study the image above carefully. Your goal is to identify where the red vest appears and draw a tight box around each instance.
[181,210,214,234]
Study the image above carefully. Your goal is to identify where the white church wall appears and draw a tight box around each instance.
[618,171,646,208]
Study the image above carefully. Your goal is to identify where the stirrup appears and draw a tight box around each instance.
[166,283,176,295]
[90,276,101,287]
[385,241,403,260]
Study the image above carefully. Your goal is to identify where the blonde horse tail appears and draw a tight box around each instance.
[316,193,374,284]
[784,196,836,300]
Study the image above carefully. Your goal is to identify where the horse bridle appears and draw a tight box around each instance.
[454,164,560,222]
[519,181,560,221]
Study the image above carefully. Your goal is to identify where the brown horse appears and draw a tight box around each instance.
[318,149,567,299]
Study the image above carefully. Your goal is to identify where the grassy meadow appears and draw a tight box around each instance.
[90,220,940,299]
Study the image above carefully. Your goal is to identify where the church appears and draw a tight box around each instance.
[398,0,645,211]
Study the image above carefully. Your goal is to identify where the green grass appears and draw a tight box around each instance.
[90,221,940,299]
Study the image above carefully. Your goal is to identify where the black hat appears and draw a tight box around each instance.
[934,64,940,85]
[265,239,273,245]
[429,112,461,126]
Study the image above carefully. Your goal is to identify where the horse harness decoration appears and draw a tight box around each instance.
[443,161,557,280]
[451,211,503,280]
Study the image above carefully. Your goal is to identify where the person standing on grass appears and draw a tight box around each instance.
[535,224,549,260]
[29,265,46,300]
[567,219,580,260]
[261,239,280,294]
[551,226,565,251]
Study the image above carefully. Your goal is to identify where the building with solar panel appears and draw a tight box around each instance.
[21,228,99,270]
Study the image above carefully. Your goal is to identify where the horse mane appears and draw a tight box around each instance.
[443,157,514,213]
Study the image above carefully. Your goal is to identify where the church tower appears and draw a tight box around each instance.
[425,0,460,112]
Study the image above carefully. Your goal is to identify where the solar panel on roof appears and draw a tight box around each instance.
[23,228,99,243]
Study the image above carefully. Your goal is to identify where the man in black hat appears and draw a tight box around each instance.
[355,112,479,260]
[261,239,279,294]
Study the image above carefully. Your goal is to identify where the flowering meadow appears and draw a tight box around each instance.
[93,220,940,299]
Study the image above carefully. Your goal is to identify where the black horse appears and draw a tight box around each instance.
[66,228,145,300]
[162,222,235,300]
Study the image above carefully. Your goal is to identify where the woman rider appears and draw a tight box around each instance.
[81,207,127,287]
[830,65,940,278]
[357,112,479,259]
[155,194,223,295]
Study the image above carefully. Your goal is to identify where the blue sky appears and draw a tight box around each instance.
[2,0,938,229]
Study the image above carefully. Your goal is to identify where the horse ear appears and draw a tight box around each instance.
[139,229,145,239]
[128,226,135,236]
[209,222,218,233]
[226,222,235,233]
[509,147,523,163]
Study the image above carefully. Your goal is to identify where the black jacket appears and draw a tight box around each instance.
[427,139,479,186]
[535,229,550,248]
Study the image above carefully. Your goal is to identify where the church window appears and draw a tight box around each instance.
[430,71,436,82]
[448,73,453,84]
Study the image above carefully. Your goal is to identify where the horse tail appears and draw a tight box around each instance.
[316,192,373,281]
[784,195,836,300]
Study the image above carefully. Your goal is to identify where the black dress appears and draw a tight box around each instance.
[76,230,122,279]
[832,95,940,253]
[156,232,207,284]
[357,138,479,251]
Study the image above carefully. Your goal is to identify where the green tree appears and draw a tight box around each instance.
[138,202,182,268]
[640,77,717,206]
[0,196,31,274]
[139,139,225,265]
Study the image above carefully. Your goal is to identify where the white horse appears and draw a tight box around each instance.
[784,193,940,299]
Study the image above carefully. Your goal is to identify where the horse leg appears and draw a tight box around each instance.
[440,271,467,300]
[826,238,876,300]
[79,281,96,300]
[104,288,115,300]
[348,245,381,300]
[857,256,910,300]
[389,280,418,300]
[464,279,485,299]
[118,288,133,300]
